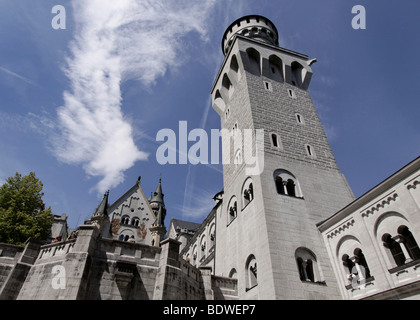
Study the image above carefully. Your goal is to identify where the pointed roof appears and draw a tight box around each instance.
[93,190,109,217]
[149,178,165,207]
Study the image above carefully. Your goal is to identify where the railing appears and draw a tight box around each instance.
[38,239,76,260]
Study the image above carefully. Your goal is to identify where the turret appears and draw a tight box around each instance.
[149,178,167,246]
[222,15,279,55]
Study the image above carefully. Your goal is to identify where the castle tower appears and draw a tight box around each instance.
[211,15,355,299]
[149,178,167,247]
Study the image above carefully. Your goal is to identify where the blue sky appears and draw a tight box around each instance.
[0,1,419,230]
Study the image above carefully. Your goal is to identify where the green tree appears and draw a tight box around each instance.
[0,172,54,245]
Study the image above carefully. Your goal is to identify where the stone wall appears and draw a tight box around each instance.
[0,226,238,300]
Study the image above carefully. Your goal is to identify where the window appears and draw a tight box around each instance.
[342,248,372,287]
[305,144,316,158]
[268,55,283,82]
[229,268,238,279]
[271,133,278,147]
[246,48,261,76]
[398,226,420,261]
[245,255,257,290]
[234,149,242,167]
[383,234,406,267]
[296,113,304,124]
[228,196,238,225]
[270,132,283,150]
[296,248,321,283]
[354,249,372,279]
[225,107,230,120]
[121,215,130,225]
[263,81,273,92]
[131,217,140,227]
[242,178,254,208]
[222,74,234,99]
[288,88,296,99]
[291,61,304,88]
[383,226,420,267]
[274,170,302,198]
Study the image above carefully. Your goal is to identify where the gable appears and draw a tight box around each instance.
[107,183,156,244]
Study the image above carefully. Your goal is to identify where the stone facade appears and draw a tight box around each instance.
[318,157,420,300]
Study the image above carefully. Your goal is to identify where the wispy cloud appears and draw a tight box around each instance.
[53,0,221,194]
[0,65,39,87]
[178,182,216,221]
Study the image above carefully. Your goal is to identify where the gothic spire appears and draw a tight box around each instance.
[93,190,109,218]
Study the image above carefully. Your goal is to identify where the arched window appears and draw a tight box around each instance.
[296,248,321,283]
[222,73,234,99]
[274,170,302,198]
[245,255,257,290]
[354,248,371,279]
[229,268,237,279]
[234,149,242,167]
[268,55,283,82]
[246,48,261,76]
[382,225,420,268]
[286,179,296,197]
[270,132,282,150]
[342,254,355,277]
[398,226,420,261]
[200,235,207,260]
[228,196,238,225]
[291,61,304,87]
[242,178,254,208]
[121,215,130,225]
[305,144,316,158]
[131,217,140,227]
[383,233,405,266]
[296,113,304,125]
[230,54,241,82]
[342,248,372,287]
[209,224,215,249]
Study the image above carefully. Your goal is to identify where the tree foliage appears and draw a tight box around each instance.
[0,172,54,245]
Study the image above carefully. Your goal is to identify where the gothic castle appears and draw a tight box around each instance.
[1,15,419,300]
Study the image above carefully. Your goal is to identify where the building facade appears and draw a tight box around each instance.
[0,15,419,300]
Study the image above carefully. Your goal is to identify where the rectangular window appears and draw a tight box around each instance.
[263,81,273,92]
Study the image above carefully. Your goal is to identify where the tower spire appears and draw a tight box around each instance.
[148,177,167,247]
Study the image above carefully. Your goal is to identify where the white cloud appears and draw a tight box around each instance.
[53,0,221,194]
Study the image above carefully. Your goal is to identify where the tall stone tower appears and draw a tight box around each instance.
[211,15,355,299]
[149,178,167,247]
